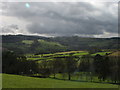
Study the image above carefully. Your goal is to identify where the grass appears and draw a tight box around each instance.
[0,74,1,89]
[26,51,112,61]
[2,74,118,88]
[73,52,89,56]
[26,51,89,61]
[91,52,111,56]
[27,58,43,60]
[54,51,85,55]
[52,73,114,84]
[22,40,33,44]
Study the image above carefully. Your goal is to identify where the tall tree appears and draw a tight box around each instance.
[65,55,77,80]
[93,54,110,81]
[39,60,51,77]
[78,55,92,81]
[50,58,65,78]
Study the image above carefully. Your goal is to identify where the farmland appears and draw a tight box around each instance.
[26,50,111,61]
[2,35,120,88]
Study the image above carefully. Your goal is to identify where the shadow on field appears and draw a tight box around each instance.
[29,75,120,85]
[30,75,47,78]
[49,77,120,85]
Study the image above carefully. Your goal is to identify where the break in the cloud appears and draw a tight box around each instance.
[0,2,118,37]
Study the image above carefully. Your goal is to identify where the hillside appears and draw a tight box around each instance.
[2,74,118,88]
[2,35,120,54]
[51,36,120,50]
[2,35,67,54]
[108,51,120,57]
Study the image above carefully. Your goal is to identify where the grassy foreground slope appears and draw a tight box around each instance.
[2,74,118,88]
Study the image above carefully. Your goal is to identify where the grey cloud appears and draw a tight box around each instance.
[1,2,118,36]
[2,24,19,33]
[9,24,19,29]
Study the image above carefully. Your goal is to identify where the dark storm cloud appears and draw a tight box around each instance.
[1,2,118,36]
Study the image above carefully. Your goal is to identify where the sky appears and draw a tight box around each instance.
[0,1,119,38]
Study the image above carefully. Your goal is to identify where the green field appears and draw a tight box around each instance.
[26,51,111,61]
[91,52,111,56]
[2,74,118,88]
[22,40,34,44]
[26,51,83,61]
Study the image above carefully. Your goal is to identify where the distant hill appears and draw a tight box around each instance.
[2,35,120,54]
[2,35,67,54]
[2,35,50,43]
[50,36,120,50]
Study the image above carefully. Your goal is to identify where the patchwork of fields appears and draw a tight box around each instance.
[26,50,111,61]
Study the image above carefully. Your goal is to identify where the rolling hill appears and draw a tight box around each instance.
[2,35,120,54]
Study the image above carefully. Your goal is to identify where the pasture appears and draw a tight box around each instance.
[2,74,118,88]
[26,50,111,61]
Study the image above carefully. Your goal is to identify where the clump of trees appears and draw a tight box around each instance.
[2,51,38,75]
[2,51,120,84]
[50,58,65,78]
[93,54,111,81]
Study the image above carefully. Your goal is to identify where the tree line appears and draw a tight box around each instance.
[2,51,120,84]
